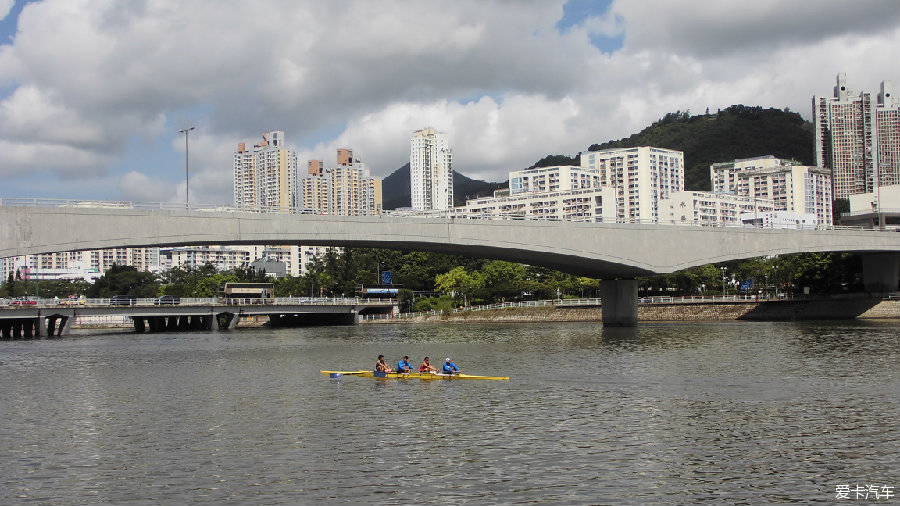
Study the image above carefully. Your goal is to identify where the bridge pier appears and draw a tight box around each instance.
[35,316,46,337]
[600,279,639,327]
[861,253,900,294]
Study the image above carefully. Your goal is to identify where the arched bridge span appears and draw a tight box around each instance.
[3,204,900,326]
[3,205,900,277]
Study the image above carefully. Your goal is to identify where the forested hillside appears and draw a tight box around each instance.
[587,105,814,190]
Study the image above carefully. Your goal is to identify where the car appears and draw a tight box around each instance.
[8,297,38,306]
[110,295,137,306]
[154,295,181,305]
[58,295,85,306]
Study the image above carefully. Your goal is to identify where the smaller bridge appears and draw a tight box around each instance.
[0,297,396,338]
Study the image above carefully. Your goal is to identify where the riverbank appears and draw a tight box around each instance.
[363,297,900,324]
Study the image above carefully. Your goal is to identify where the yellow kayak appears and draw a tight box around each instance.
[321,370,509,381]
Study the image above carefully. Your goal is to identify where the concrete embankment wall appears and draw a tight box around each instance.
[366,299,900,324]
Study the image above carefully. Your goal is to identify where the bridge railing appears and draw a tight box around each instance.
[1,296,395,308]
[3,197,895,233]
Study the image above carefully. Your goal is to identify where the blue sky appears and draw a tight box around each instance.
[1,0,899,204]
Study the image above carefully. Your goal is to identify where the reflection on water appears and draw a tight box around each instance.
[1,321,898,504]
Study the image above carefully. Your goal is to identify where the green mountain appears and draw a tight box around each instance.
[380,105,815,208]
[587,105,814,190]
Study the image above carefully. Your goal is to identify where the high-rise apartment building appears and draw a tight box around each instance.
[580,146,684,222]
[233,131,298,212]
[710,155,833,225]
[814,73,900,199]
[300,149,382,216]
[410,127,453,210]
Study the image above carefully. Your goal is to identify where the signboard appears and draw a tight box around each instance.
[740,279,753,291]
[381,270,392,285]
[364,288,399,295]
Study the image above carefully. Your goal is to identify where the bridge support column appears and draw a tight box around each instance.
[861,253,900,294]
[57,316,72,336]
[599,279,639,327]
[134,317,146,333]
[35,316,47,338]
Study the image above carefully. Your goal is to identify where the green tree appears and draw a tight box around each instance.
[86,264,158,298]
[193,273,240,298]
[476,261,526,302]
[435,266,477,306]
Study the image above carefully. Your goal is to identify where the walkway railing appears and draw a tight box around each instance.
[359,294,791,321]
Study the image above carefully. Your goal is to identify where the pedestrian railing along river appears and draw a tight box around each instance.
[360,295,778,321]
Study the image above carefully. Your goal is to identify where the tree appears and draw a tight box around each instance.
[193,273,240,298]
[86,264,158,298]
[435,266,477,306]
[476,261,527,302]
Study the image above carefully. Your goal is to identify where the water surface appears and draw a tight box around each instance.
[1,321,897,504]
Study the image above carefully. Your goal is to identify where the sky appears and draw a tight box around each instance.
[1,0,899,205]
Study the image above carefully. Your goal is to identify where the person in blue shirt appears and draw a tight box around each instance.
[397,356,413,373]
[442,357,460,374]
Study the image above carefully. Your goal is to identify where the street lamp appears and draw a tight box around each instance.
[720,266,727,296]
[178,127,195,207]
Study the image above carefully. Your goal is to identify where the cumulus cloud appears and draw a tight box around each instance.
[0,0,12,21]
[0,0,898,203]
[118,171,175,203]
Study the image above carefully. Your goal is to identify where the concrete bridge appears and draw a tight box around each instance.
[3,202,900,326]
[0,297,395,338]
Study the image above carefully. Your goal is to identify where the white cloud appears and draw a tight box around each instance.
[0,0,12,21]
[0,0,898,202]
[118,171,174,203]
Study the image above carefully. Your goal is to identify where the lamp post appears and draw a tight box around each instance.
[178,127,195,207]
[720,266,727,296]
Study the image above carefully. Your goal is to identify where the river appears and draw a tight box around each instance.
[1,321,898,504]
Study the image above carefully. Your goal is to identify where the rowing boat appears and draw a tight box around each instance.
[320,370,509,381]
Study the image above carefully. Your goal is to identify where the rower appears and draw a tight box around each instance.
[420,356,438,373]
[442,357,460,374]
[375,355,393,373]
[397,356,412,373]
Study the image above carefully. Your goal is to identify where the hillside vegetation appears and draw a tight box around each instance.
[586,105,814,190]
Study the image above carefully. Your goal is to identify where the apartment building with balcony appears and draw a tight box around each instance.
[300,149,382,216]
[579,146,684,223]
[410,127,453,211]
[814,73,900,199]
[711,155,833,226]
[456,186,616,222]
[233,131,298,212]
